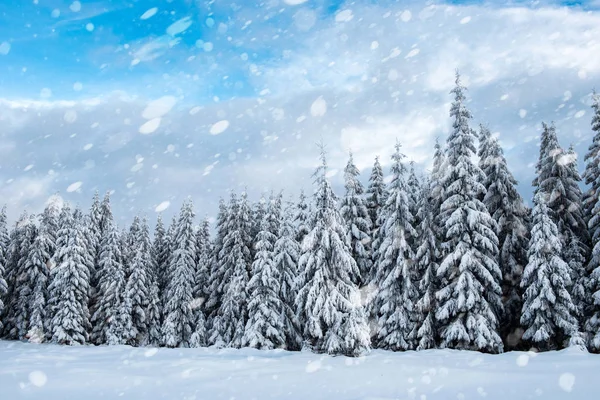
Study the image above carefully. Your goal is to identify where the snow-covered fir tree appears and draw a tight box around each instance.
[190,218,211,348]
[521,193,579,350]
[436,73,503,353]
[295,147,370,357]
[162,199,197,348]
[153,214,169,298]
[585,91,600,351]
[7,214,37,340]
[0,207,8,333]
[47,205,91,345]
[407,161,422,232]
[21,202,60,342]
[479,131,530,348]
[88,191,102,288]
[413,180,440,350]
[274,199,302,350]
[365,156,387,283]
[293,190,310,245]
[243,195,286,349]
[584,90,600,226]
[205,198,229,321]
[90,219,128,345]
[210,191,253,348]
[340,152,372,286]
[122,216,156,346]
[370,142,418,351]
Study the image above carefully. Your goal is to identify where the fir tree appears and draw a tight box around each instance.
[584,91,600,228]
[0,207,8,333]
[340,152,372,286]
[365,156,387,283]
[210,192,253,348]
[153,214,169,299]
[90,220,127,345]
[479,131,530,349]
[274,199,302,350]
[413,180,440,350]
[8,214,37,340]
[243,198,286,350]
[370,142,418,351]
[436,73,503,353]
[521,193,579,350]
[205,198,229,323]
[47,205,91,345]
[190,218,211,348]
[162,199,197,348]
[293,190,310,245]
[295,146,370,356]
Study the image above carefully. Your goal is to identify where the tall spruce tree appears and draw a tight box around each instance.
[205,198,229,323]
[210,192,253,348]
[293,190,310,245]
[274,199,302,350]
[153,214,169,299]
[295,146,370,356]
[479,131,530,348]
[243,195,286,349]
[162,199,197,348]
[370,142,418,351]
[436,73,503,353]
[47,205,91,345]
[91,219,128,345]
[365,156,387,284]
[521,193,579,350]
[0,207,8,333]
[413,180,440,350]
[190,218,211,348]
[340,152,372,286]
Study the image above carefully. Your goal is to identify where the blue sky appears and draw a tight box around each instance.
[1,0,600,224]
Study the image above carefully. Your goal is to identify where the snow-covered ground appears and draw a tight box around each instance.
[0,341,596,399]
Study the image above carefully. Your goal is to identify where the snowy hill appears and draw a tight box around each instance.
[0,341,595,399]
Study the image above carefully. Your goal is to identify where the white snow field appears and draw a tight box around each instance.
[0,341,596,400]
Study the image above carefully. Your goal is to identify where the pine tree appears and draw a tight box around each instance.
[122,217,154,346]
[479,130,530,349]
[190,218,211,348]
[274,199,302,350]
[584,91,600,227]
[91,220,127,345]
[9,214,37,340]
[0,207,8,333]
[365,156,387,283]
[205,198,229,323]
[153,214,169,299]
[521,193,579,350]
[370,142,418,351]
[210,192,253,348]
[161,199,197,348]
[88,191,102,289]
[436,73,503,353]
[22,208,58,343]
[293,190,310,245]
[47,205,91,345]
[407,162,422,231]
[340,152,372,286]
[295,147,370,356]
[243,196,286,349]
[413,180,439,350]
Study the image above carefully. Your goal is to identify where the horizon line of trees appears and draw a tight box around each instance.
[2,72,600,356]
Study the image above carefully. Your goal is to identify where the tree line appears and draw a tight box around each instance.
[1,73,600,356]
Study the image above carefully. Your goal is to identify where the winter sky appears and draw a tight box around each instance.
[1,0,600,225]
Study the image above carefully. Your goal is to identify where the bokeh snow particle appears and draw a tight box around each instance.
[70,1,81,12]
[305,359,322,373]
[401,10,412,22]
[167,17,192,36]
[155,201,170,213]
[558,373,575,392]
[28,371,47,387]
[67,181,82,193]
[283,0,308,5]
[140,8,158,20]
[516,354,529,367]
[139,118,161,134]
[460,16,471,24]
[142,96,177,120]
[210,120,230,135]
[310,97,327,117]
[335,9,354,23]
[0,42,10,55]
[64,110,77,124]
